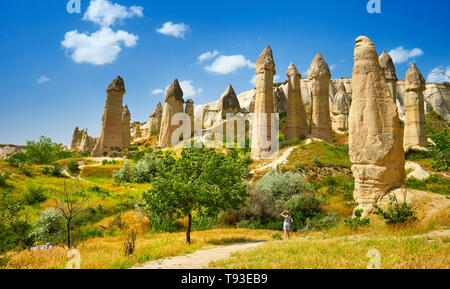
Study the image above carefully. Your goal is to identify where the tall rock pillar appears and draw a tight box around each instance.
[285,62,308,140]
[92,76,126,157]
[149,102,163,136]
[404,63,427,149]
[251,46,276,161]
[349,36,405,216]
[185,98,195,137]
[122,105,131,148]
[331,83,350,134]
[159,79,185,147]
[308,52,333,142]
[379,50,398,102]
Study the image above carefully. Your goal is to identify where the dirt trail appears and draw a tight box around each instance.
[132,241,266,269]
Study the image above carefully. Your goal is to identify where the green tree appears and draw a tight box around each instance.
[0,192,32,262]
[426,127,449,171]
[142,147,250,244]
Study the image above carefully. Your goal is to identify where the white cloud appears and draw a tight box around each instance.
[83,0,143,27]
[37,75,50,84]
[427,66,450,83]
[388,46,424,64]
[198,50,219,62]
[151,89,164,95]
[205,55,255,75]
[179,80,203,98]
[156,22,189,38]
[61,27,138,65]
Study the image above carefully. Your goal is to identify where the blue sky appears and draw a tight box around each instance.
[0,0,449,145]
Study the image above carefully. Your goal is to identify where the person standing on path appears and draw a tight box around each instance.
[280,210,294,239]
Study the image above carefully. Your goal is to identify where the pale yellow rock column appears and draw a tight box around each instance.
[92,76,126,157]
[149,102,163,136]
[404,63,427,149]
[379,50,398,102]
[331,83,349,134]
[122,105,131,148]
[159,79,185,147]
[185,99,195,137]
[349,36,405,216]
[308,52,333,142]
[251,46,276,161]
[285,62,307,140]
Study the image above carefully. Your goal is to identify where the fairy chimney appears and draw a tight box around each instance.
[285,62,308,140]
[122,105,131,148]
[331,82,350,134]
[218,85,241,119]
[149,102,163,136]
[92,76,126,157]
[251,46,276,161]
[379,50,398,101]
[404,63,427,149]
[185,98,195,137]
[349,36,405,216]
[159,79,185,147]
[308,52,333,142]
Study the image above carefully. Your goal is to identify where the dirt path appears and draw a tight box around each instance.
[132,241,266,269]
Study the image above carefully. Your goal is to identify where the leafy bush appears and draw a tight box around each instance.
[113,160,131,185]
[192,214,217,231]
[131,152,164,183]
[67,160,79,174]
[373,195,418,225]
[108,151,122,158]
[256,171,314,200]
[78,227,103,240]
[344,209,370,230]
[0,192,33,260]
[426,127,449,171]
[271,233,283,240]
[286,194,324,229]
[51,164,64,177]
[0,172,9,188]
[280,137,304,149]
[29,208,65,245]
[24,186,47,205]
[18,163,33,177]
[23,136,72,165]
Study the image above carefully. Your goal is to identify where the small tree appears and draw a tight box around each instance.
[344,209,370,230]
[373,195,417,225]
[142,147,250,244]
[53,181,89,248]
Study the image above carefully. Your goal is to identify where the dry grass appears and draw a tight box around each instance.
[5,229,274,269]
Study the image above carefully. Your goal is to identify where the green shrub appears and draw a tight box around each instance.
[1,192,33,260]
[131,152,164,183]
[344,209,370,230]
[0,173,9,188]
[286,194,324,230]
[24,186,47,205]
[192,214,217,231]
[78,227,103,240]
[113,160,131,185]
[51,164,64,177]
[67,160,80,174]
[102,159,108,166]
[29,208,65,245]
[22,136,72,165]
[271,233,283,240]
[108,151,122,158]
[280,137,304,149]
[373,195,418,225]
[18,163,33,177]
[256,171,315,200]
[426,127,449,171]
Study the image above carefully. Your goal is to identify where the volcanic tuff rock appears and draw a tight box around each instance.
[285,62,308,140]
[122,105,131,148]
[159,79,185,147]
[149,102,163,136]
[252,46,276,161]
[404,63,427,149]
[331,82,349,134]
[349,36,405,216]
[218,85,241,118]
[308,52,333,142]
[185,98,195,137]
[92,76,126,157]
